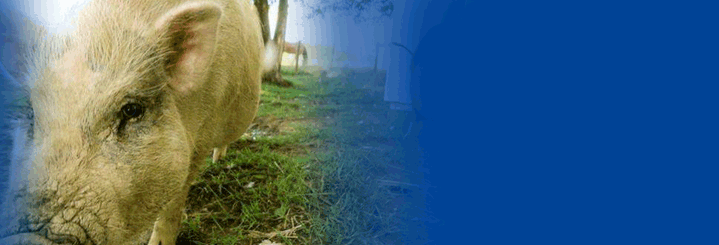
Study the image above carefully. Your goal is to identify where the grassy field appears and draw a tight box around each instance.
[176,66,424,245]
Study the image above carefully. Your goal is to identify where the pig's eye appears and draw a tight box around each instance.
[121,103,144,119]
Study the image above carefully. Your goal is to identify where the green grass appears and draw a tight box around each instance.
[256,69,322,120]
[301,72,416,245]
[177,65,410,245]
[177,66,331,245]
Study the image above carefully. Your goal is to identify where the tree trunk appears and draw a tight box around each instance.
[260,0,292,87]
[295,41,302,74]
[254,0,271,45]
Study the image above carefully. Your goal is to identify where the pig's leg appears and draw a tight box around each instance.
[212,145,229,163]
[147,155,203,245]
[221,146,228,158]
[147,184,188,245]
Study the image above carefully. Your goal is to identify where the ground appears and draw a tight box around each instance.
[175,66,427,245]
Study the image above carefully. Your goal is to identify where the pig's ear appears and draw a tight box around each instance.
[155,2,223,94]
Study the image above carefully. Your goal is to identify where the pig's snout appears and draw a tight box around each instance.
[1,220,92,245]
[1,232,84,245]
[0,191,98,245]
[0,233,56,245]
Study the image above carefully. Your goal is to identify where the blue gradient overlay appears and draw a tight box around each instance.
[2,0,719,244]
[1,0,18,234]
[389,0,718,244]
[1,3,16,244]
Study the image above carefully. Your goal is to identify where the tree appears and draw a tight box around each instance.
[299,0,394,23]
[254,0,293,87]
[254,0,393,87]
[254,0,271,44]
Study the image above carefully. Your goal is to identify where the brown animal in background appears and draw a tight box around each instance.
[0,0,264,244]
[283,41,308,66]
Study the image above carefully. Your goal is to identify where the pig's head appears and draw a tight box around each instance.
[0,1,238,244]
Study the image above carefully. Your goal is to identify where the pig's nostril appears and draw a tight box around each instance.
[36,226,83,244]
[48,234,81,244]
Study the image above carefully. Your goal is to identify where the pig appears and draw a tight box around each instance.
[0,0,265,244]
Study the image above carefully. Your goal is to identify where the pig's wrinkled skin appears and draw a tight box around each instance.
[0,0,264,244]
